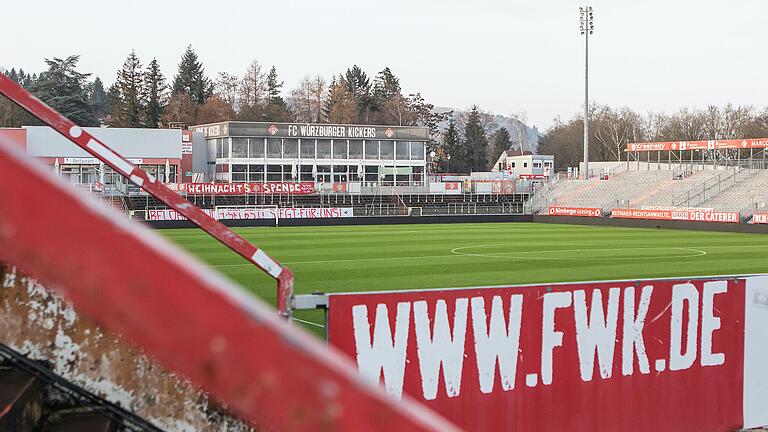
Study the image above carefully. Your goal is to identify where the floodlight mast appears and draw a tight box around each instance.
[580,6,594,179]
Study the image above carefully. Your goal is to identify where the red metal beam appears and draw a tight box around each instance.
[0,73,293,318]
[0,137,459,431]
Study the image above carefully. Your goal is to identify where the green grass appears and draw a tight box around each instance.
[161,222,768,332]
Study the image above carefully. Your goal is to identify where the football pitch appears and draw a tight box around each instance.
[162,222,768,331]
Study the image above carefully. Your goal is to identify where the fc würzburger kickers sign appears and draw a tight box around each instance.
[327,277,768,431]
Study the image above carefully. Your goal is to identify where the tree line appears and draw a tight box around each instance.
[0,46,448,147]
[4,48,767,175]
[538,104,768,171]
[437,107,531,173]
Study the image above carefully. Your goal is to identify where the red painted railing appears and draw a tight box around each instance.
[0,73,459,432]
[0,74,295,317]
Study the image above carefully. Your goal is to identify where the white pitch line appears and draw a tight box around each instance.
[200,242,768,268]
[206,253,463,267]
[450,245,708,261]
[166,229,420,239]
[291,317,325,328]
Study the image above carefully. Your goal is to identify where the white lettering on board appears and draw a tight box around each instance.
[352,303,411,399]
[573,288,620,381]
[414,299,469,400]
[471,295,524,393]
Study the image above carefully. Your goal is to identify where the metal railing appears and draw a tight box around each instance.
[672,168,756,208]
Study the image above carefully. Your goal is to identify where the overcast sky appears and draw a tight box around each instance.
[3,0,766,130]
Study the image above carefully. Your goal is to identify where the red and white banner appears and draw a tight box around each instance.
[627,138,768,152]
[491,180,516,194]
[168,182,316,195]
[751,212,768,224]
[444,182,462,194]
[147,207,353,221]
[611,208,739,223]
[518,173,546,180]
[326,276,768,431]
[548,206,602,217]
[641,206,715,212]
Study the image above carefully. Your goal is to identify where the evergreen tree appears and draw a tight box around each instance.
[109,51,145,127]
[262,66,292,121]
[8,68,37,87]
[87,77,108,122]
[1,68,36,127]
[172,45,212,105]
[106,83,120,123]
[143,58,167,128]
[464,106,489,172]
[442,116,464,172]
[372,67,401,106]
[343,65,373,123]
[490,127,512,169]
[29,56,98,126]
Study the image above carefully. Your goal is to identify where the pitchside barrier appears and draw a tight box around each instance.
[293,276,768,432]
[0,73,459,431]
[548,206,759,224]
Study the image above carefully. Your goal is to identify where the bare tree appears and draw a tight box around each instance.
[289,75,327,123]
[592,105,644,161]
[238,60,267,121]
[720,104,753,139]
[214,72,241,113]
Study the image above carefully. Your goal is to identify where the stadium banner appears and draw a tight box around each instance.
[146,207,353,221]
[325,276,768,431]
[518,173,546,180]
[445,182,462,194]
[641,206,715,212]
[548,206,602,217]
[611,208,739,223]
[491,180,516,194]
[167,182,316,195]
[626,138,768,152]
[751,212,768,224]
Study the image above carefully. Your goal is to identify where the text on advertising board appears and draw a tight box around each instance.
[170,182,316,195]
[328,278,751,431]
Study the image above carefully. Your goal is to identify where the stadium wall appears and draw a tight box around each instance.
[534,214,768,233]
[146,214,533,228]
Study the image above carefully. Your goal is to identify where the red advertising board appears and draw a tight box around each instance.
[173,182,316,195]
[518,173,546,180]
[327,277,764,431]
[611,208,739,223]
[751,212,768,224]
[626,138,768,152]
[548,206,602,217]
[147,207,353,221]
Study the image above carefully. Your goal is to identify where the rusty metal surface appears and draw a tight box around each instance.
[0,264,252,432]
